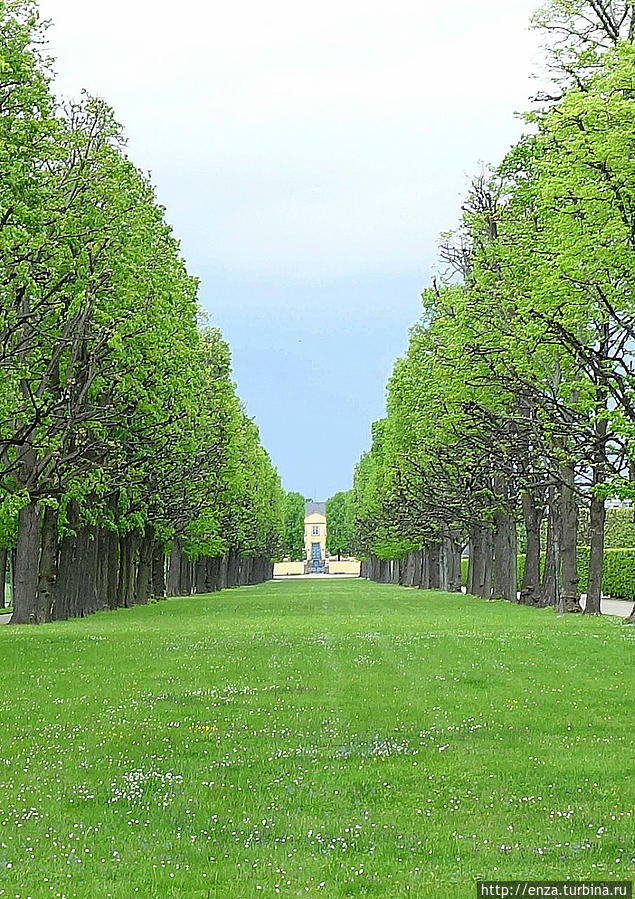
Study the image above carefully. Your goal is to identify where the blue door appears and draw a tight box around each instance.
[311,543,321,571]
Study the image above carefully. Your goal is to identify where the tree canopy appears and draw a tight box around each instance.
[351,6,635,620]
[0,0,284,622]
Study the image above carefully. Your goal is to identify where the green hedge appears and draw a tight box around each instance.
[519,548,635,600]
[464,548,635,600]
[579,507,635,548]
[576,547,635,601]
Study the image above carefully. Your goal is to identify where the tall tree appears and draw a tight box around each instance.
[282,492,305,561]
[326,490,354,558]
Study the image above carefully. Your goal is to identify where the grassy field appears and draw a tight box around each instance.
[0,580,633,898]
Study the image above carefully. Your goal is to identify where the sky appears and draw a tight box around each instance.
[38,0,541,499]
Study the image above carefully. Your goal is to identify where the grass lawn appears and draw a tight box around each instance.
[0,579,633,898]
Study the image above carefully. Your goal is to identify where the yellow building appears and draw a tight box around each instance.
[304,501,327,573]
[272,500,360,576]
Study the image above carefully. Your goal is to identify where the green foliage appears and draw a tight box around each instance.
[517,548,635,600]
[578,507,635,549]
[576,546,635,601]
[605,509,635,548]
[281,492,305,561]
[0,0,285,583]
[352,32,635,594]
[325,490,354,556]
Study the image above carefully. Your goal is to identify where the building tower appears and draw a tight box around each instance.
[304,501,327,573]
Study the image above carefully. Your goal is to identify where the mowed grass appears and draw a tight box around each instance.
[0,580,633,899]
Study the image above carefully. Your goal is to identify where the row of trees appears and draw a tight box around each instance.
[351,0,635,622]
[1,0,285,623]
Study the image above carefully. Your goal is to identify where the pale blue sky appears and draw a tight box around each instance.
[40,0,540,498]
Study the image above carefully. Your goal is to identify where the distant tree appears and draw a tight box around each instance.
[282,492,305,560]
[326,491,354,558]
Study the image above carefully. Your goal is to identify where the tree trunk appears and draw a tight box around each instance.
[468,522,492,598]
[438,538,450,591]
[558,464,581,613]
[94,526,108,611]
[188,557,195,593]
[218,552,229,590]
[441,530,462,592]
[239,555,252,586]
[37,505,59,622]
[96,525,115,612]
[451,541,462,593]
[520,489,543,606]
[54,522,78,621]
[65,540,83,618]
[8,549,15,609]
[151,539,166,598]
[586,397,608,614]
[586,492,605,615]
[419,547,430,589]
[391,558,400,585]
[412,550,422,588]
[0,548,6,609]
[195,557,207,593]
[232,550,242,585]
[428,543,440,589]
[466,529,475,596]
[206,555,221,591]
[249,555,261,585]
[74,526,99,617]
[409,551,417,586]
[226,549,240,587]
[178,550,188,594]
[401,553,409,586]
[493,506,518,602]
[10,501,41,624]
[540,490,557,607]
[104,529,119,609]
[117,532,136,608]
[167,539,181,596]
[401,552,414,587]
[136,529,154,604]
